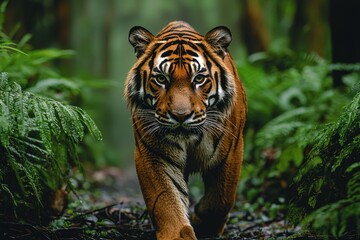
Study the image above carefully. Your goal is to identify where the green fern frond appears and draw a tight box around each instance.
[347,170,360,200]
[74,106,102,141]
[289,92,360,237]
[0,100,10,147]
[329,63,360,72]
[256,121,308,147]
[53,101,84,142]
[302,199,360,238]
[21,161,42,203]
[32,100,53,153]
[0,183,17,207]
[0,72,102,214]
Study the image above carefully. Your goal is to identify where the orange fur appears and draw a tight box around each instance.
[125,21,246,240]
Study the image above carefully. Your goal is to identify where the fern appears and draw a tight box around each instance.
[0,72,102,219]
[0,4,105,223]
[239,50,359,238]
[289,92,360,237]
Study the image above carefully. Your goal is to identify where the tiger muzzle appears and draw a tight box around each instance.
[168,109,193,123]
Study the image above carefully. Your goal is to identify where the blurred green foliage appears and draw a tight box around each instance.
[238,50,359,238]
[0,2,102,222]
[289,92,360,237]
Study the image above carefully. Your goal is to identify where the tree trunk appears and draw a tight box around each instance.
[290,0,326,56]
[240,0,270,54]
[329,0,360,87]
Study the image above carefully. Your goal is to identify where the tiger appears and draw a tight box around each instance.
[125,21,246,240]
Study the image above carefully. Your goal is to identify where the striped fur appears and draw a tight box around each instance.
[125,21,246,240]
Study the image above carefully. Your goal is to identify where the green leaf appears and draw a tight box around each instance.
[32,99,53,153]
[308,196,317,208]
[0,74,102,212]
[0,44,28,55]
[0,100,10,147]
[29,49,75,65]
[74,106,102,141]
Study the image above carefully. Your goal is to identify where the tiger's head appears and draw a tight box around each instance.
[125,21,237,139]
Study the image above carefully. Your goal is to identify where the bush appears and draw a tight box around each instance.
[238,49,359,237]
[0,1,102,223]
[289,92,360,238]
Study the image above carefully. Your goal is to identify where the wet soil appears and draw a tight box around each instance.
[1,167,307,240]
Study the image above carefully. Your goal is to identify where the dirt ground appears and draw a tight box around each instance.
[79,166,301,240]
[0,166,308,240]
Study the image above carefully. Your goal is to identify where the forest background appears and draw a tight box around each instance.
[1,0,359,239]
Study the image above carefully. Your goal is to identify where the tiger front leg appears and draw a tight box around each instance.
[135,150,196,240]
[191,159,242,238]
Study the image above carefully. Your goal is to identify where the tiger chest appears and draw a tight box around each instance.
[186,132,221,173]
[156,132,221,173]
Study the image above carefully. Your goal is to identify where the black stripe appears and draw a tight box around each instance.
[168,62,176,76]
[185,41,200,51]
[159,59,171,72]
[184,62,191,76]
[159,40,180,51]
[222,140,233,163]
[214,71,219,82]
[233,120,244,151]
[165,171,189,197]
[149,82,159,92]
[197,43,234,112]
[203,140,233,180]
[135,42,163,69]
[160,39,197,52]
[142,70,148,95]
[159,27,200,36]
[167,139,184,151]
[153,67,161,73]
[161,35,200,41]
[152,190,167,225]
[161,50,173,58]
[133,127,176,167]
[134,72,142,92]
[143,70,148,82]
[186,50,199,57]
[160,24,188,33]
[202,80,212,94]
[212,131,225,155]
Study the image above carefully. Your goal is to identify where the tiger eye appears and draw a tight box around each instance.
[156,75,167,84]
[194,75,205,84]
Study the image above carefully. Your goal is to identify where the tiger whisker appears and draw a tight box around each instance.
[136,123,160,142]
[206,111,236,127]
[205,117,238,139]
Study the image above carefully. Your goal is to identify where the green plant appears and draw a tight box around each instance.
[237,50,358,225]
[0,2,102,222]
[0,72,101,221]
[288,92,360,238]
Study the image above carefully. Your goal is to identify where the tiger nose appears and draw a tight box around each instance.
[169,109,192,123]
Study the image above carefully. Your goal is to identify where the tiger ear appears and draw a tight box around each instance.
[205,26,232,57]
[129,26,154,58]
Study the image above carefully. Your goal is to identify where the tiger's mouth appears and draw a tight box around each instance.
[155,111,206,129]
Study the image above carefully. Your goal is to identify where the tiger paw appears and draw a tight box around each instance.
[191,213,225,238]
[173,225,197,240]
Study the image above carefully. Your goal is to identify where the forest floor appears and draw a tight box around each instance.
[1,167,318,240]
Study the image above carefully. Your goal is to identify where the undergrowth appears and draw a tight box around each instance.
[0,73,101,220]
[289,92,360,238]
[238,50,360,238]
[0,1,102,223]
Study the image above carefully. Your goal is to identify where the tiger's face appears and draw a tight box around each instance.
[126,22,237,139]
[150,53,208,130]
